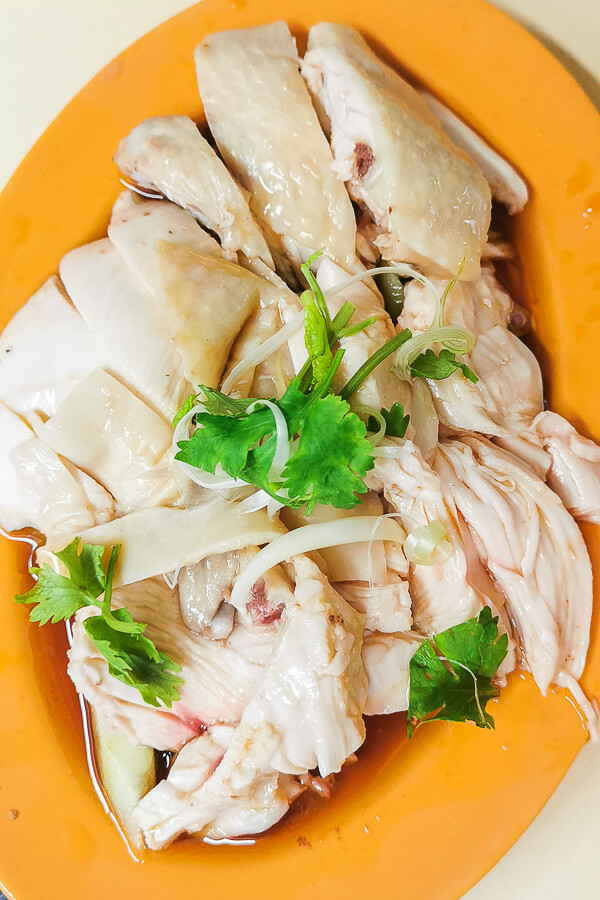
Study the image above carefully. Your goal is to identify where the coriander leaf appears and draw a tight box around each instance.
[84,610,183,708]
[199,386,255,418]
[176,406,274,478]
[172,393,197,428]
[283,393,374,513]
[15,566,89,625]
[382,403,410,438]
[407,606,508,737]
[56,538,106,597]
[410,348,478,383]
[368,403,410,439]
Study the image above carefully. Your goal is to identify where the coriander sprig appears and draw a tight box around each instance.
[16,539,183,708]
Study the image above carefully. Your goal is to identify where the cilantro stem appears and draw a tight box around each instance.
[331,301,355,334]
[300,255,333,338]
[340,329,412,400]
[337,315,377,338]
[316,348,345,398]
[99,544,140,634]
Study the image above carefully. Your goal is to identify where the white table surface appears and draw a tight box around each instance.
[1,1,599,897]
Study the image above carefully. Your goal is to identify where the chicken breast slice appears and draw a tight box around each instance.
[282,493,412,634]
[134,554,367,847]
[59,239,190,420]
[114,116,273,268]
[303,23,491,280]
[45,499,286,588]
[0,276,109,422]
[362,631,421,715]
[108,192,287,394]
[419,92,529,215]
[400,272,543,436]
[195,22,358,279]
[529,411,600,524]
[68,578,277,751]
[434,436,593,696]
[399,267,513,339]
[365,438,482,634]
[108,191,224,298]
[37,369,176,514]
[0,403,113,537]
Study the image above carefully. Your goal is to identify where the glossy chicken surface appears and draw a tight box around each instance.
[1,20,599,854]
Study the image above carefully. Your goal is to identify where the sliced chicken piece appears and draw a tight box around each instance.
[38,369,176,514]
[45,498,286,588]
[303,23,491,280]
[179,547,293,636]
[420,92,529,215]
[0,403,113,537]
[431,325,544,435]
[365,438,482,634]
[283,493,412,633]
[0,276,108,422]
[434,436,593,695]
[134,723,301,848]
[281,491,389,584]
[338,579,411,635]
[11,438,114,539]
[228,305,296,400]
[59,239,190,420]
[400,270,542,436]
[134,554,366,847]
[108,191,224,298]
[195,22,358,279]
[530,411,600,524]
[156,244,282,389]
[114,116,273,267]
[0,404,39,531]
[179,552,240,634]
[109,192,285,393]
[362,631,421,715]
[68,578,277,751]
[399,267,513,339]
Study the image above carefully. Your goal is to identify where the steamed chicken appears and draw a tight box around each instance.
[2,21,600,855]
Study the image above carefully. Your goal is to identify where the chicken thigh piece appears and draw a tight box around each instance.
[303,23,491,280]
[114,116,273,268]
[195,22,358,279]
[68,578,277,751]
[134,555,367,847]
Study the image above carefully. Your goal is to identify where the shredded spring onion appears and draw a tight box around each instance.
[393,325,475,380]
[352,405,386,446]
[323,263,440,313]
[403,521,454,566]
[220,309,305,396]
[229,516,405,610]
[171,403,247,490]
[245,399,290,483]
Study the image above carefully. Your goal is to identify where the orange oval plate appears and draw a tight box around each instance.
[1,1,600,898]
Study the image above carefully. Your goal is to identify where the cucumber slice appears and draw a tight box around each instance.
[90,711,156,853]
